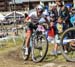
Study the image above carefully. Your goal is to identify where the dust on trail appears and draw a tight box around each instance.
[0,47,42,67]
[0,46,75,67]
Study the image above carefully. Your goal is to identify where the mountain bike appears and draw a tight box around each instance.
[60,27,75,62]
[22,24,48,63]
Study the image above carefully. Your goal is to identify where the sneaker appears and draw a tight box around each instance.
[50,50,57,56]
[25,48,28,55]
[64,50,68,54]
[57,50,61,54]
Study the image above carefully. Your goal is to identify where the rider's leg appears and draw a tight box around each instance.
[25,30,32,55]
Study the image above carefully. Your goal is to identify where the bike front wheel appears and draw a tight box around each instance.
[32,34,48,63]
[60,27,75,62]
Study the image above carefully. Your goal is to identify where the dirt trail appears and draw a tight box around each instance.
[0,46,75,67]
[0,46,42,67]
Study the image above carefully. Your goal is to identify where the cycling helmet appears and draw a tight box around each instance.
[36,5,44,12]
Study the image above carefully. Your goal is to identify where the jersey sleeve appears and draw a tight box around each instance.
[26,11,36,20]
[43,10,50,22]
[29,11,36,17]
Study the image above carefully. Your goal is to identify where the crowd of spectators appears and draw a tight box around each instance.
[43,0,75,55]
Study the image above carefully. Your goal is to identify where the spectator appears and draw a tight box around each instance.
[52,0,62,20]
[52,0,70,22]
[70,14,75,26]
[60,5,73,28]
[47,22,55,42]
[50,8,56,22]
[50,16,67,55]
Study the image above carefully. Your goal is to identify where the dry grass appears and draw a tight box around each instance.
[0,42,75,67]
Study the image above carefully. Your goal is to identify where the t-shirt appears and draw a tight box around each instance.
[56,23,63,34]
[48,27,55,38]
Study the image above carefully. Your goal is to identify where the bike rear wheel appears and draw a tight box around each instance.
[32,34,48,63]
[60,27,75,62]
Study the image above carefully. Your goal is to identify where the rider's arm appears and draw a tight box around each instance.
[24,12,36,23]
[24,16,31,23]
[43,10,50,25]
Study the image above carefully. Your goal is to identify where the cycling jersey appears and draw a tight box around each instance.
[26,10,50,30]
[28,10,50,24]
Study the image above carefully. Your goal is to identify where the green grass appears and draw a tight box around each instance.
[0,24,24,51]
[44,43,66,62]
[0,36,75,63]
[0,25,75,63]
[32,42,75,62]
[31,39,67,62]
[0,36,24,52]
